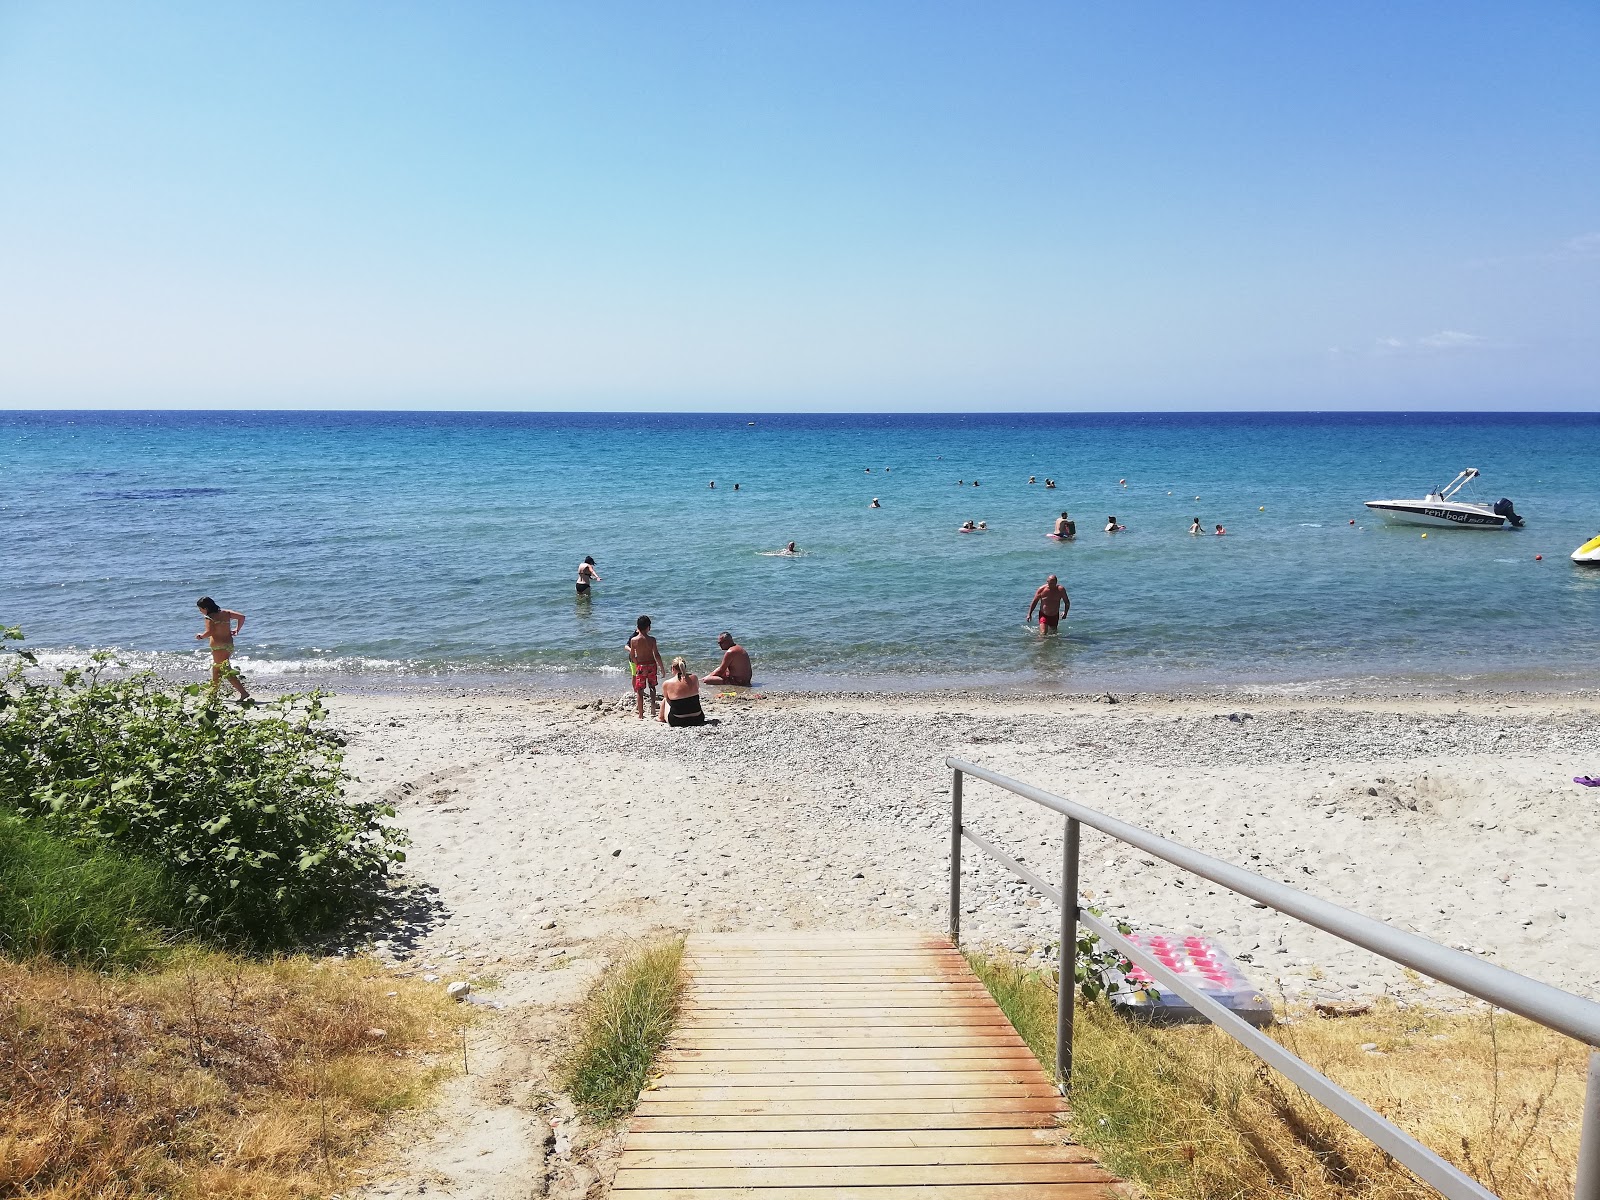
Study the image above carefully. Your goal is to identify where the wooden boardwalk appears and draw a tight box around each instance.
[611,932,1123,1199]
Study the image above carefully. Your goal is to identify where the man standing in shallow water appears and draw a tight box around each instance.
[1027,574,1070,635]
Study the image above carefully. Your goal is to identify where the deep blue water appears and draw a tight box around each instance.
[2,410,1598,692]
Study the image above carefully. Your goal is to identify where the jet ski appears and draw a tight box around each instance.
[1573,534,1600,565]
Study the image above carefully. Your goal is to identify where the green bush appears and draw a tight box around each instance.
[0,809,183,966]
[0,626,407,949]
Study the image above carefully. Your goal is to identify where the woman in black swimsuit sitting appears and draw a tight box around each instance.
[659,657,706,727]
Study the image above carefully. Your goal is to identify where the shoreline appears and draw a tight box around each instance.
[18,645,1600,704]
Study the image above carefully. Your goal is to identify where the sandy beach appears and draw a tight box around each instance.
[334,685,1599,1198]
[339,686,1599,1000]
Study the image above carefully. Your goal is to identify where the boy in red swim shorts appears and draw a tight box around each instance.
[627,615,665,719]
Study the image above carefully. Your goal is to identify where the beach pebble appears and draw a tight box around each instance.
[446,981,471,1001]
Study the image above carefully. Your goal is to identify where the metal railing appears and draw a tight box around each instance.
[946,756,1600,1200]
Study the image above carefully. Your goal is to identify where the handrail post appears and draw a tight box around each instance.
[1056,815,1080,1089]
[1578,1052,1600,1200]
[948,768,963,946]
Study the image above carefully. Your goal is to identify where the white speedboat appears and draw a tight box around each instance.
[1573,534,1600,564]
[1364,468,1524,529]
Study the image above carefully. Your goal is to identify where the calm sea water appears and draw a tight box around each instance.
[2,410,1598,693]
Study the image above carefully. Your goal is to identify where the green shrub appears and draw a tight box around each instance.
[562,938,686,1120]
[0,808,184,966]
[0,626,407,949]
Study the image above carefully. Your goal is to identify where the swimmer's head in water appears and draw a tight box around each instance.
[636,615,652,632]
[670,656,688,677]
[786,541,797,552]
[197,596,219,615]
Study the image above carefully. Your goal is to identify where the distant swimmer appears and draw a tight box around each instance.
[576,555,600,595]
[977,521,987,530]
[708,480,716,489]
[733,482,740,491]
[1119,478,1127,487]
[973,480,980,487]
[959,521,976,532]
[195,596,251,701]
[704,631,753,687]
[1105,516,1126,533]
[1190,518,1202,535]
[1027,574,1070,635]
[1053,512,1076,538]
[870,497,881,508]
[1045,479,1057,489]
[627,615,664,720]
[1215,524,1227,536]
[1028,476,1037,484]
[865,467,872,473]
[784,540,798,555]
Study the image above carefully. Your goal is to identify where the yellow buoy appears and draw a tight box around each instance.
[1259,506,1265,511]
[1421,533,1428,539]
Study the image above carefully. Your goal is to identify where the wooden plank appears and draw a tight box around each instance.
[617,1139,1068,1158]
[634,1097,1066,1116]
[613,1164,1117,1187]
[615,1191,1117,1200]
[612,932,1122,1196]
[663,1052,1042,1069]
[616,1144,1100,1167]
[627,1111,1064,1132]
[653,1071,1049,1088]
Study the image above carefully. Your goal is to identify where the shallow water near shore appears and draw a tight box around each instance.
[4,409,1599,693]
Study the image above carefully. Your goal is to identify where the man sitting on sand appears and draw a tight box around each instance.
[627,615,664,719]
[704,632,752,687]
[1027,574,1070,635]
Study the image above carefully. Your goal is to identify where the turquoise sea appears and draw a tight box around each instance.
[2,410,1598,693]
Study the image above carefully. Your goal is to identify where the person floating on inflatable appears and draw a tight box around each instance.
[1105,516,1126,533]
[1053,512,1075,539]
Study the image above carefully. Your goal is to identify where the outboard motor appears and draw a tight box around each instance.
[1493,498,1524,528]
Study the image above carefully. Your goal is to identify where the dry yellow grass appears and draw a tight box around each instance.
[0,951,467,1199]
[970,952,1588,1200]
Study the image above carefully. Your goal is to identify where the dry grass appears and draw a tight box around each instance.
[969,951,1588,1200]
[0,951,467,1199]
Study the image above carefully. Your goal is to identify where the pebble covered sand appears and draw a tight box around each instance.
[338,688,1600,1007]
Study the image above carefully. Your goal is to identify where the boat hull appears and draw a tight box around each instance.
[1364,501,1506,529]
[1573,535,1600,564]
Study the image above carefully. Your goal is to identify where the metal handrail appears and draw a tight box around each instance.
[946,756,1600,1200]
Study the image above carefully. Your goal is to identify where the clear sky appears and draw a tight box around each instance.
[1,2,1595,411]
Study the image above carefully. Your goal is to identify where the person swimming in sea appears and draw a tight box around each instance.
[195,596,251,702]
[576,555,600,595]
[779,541,799,555]
[1045,478,1057,489]
[1190,517,1202,535]
[959,520,976,532]
[1215,524,1227,536]
[1054,512,1075,538]
[1028,476,1036,484]
[870,497,881,508]
[1105,516,1125,533]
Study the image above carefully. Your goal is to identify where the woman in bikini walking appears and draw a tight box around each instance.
[195,596,252,701]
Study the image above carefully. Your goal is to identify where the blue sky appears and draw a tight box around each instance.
[0,2,1595,410]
